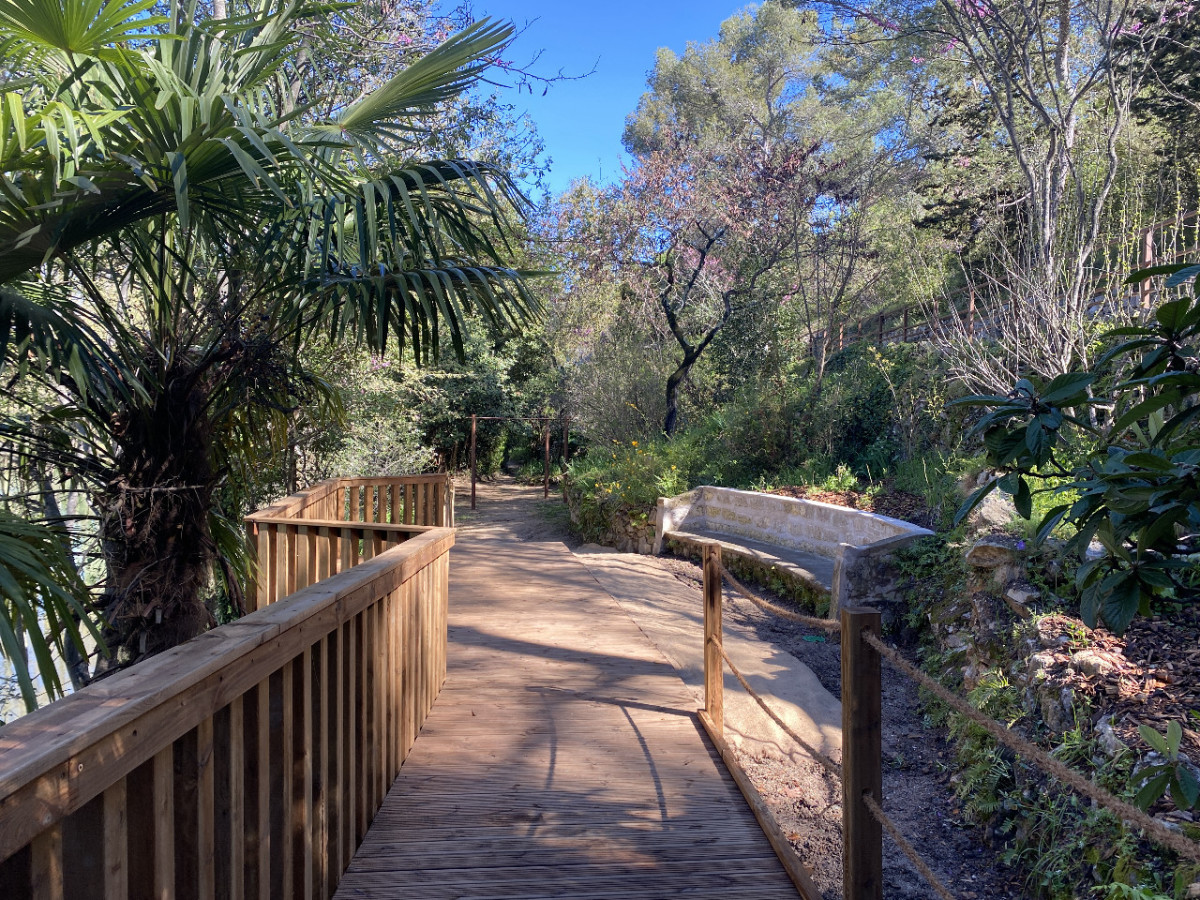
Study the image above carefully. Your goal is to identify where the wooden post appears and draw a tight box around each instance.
[877,314,884,345]
[841,606,883,900]
[469,415,477,511]
[967,283,976,337]
[837,322,844,352]
[562,418,570,468]
[902,306,909,343]
[702,544,723,733]
[1141,227,1155,308]
[543,422,550,500]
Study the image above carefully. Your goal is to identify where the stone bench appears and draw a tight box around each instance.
[654,486,934,617]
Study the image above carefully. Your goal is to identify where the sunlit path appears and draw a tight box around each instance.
[333,533,798,898]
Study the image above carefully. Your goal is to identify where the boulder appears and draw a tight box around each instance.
[965,536,1020,569]
[966,490,1019,533]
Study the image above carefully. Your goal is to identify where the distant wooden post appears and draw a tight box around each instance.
[877,314,884,345]
[967,283,976,337]
[562,418,570,469]
[837,322,844,352]
[1141,227,1155,308]
[703,544,723,733]
[543,422,550,500]
[470,415,477,511]
[902,306,909,343]
[842,606,883,900]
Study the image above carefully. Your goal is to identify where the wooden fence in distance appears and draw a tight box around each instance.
[245,474,454,611]
[0,476,454,900]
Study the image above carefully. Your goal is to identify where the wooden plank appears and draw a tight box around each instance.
[30,824,63,900]
[200,717,216,899]
[328,631,345,899]
[332,538,795,900]
[350,615,362,846]
[103,781,128,899]
[61,789,102,898]
[699,711,821,900]
[841,607,882,900]
[213,697,244,900]
[314,641,328,900]
[285,524,298,598]
[155,747,174,900]
[246,681,270,900]
[296,526,312,592]
[294,652,313,900]
[703,544,723,731]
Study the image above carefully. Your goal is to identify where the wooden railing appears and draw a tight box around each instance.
[245,474,455,611]
[0,479,454,900]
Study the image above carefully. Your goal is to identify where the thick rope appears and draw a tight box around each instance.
[716,640,843,778]
[862,793,958,900]
[718,564,841,633]
[861,631,1200,865]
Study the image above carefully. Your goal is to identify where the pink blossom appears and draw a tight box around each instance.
[911,55,926,64]
[396,33,412,45]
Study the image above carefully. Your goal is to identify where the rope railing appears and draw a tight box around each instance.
[861,794,958,900]
[719,565,842,633]
[862,631,1200,866]
[700,544,1200,900]
[717,640,842,778]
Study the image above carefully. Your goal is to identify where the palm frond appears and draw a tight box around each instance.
[0,509,101,712]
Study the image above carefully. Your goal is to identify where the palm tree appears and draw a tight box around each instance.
[0,0,540,704]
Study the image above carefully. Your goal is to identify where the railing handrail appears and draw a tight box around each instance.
[246,473,454,523]
[243,516,430,532]
[0,527,453,863]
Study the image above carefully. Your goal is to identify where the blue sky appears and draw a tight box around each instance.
[457,1,747,196]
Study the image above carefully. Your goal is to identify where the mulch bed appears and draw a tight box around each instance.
[768,484,937,529]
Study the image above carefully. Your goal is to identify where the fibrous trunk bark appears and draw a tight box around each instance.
[97,369,217,668]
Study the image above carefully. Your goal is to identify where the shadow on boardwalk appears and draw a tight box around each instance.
[332,485,800,899]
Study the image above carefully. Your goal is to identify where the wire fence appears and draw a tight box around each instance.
[698,545,1200,900]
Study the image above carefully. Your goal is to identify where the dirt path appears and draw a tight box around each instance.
[454,476,1022,899]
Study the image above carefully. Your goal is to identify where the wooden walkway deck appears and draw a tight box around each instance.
[333,537,798,899]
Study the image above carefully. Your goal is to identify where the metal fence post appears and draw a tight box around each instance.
[842,605,882,900]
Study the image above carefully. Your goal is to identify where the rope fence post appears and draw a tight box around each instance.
[469,414,477,510]
[842,605,883,900]
[543,422,550,499]
[703,543,723,734]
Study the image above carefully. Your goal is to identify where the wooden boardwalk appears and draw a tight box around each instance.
[333,537,798,899]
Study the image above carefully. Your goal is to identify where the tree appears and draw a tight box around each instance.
[805,0,1192,386]
[0,0,539,698]
[956,264,1200,634]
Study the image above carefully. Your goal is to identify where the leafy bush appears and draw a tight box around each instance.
[956,264,1200,633]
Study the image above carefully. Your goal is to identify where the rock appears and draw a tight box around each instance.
[1027,650,1058,680]
[1003,580,1039,619]
[1186,883,1200,900]
[1071,649,1119,678]
[966,490,1018,533]
[965,536,1026,588]
[1095,716,1127,758]
[965,537,1019,569]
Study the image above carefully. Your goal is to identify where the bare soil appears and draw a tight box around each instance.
[463,475,1024,899]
